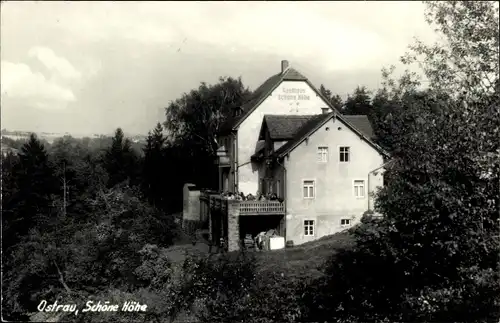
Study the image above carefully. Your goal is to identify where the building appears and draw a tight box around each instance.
[189,60,388,251]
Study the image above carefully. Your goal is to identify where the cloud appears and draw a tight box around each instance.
[1,61,76,108]
[28,46,82,80]
[101,2,435,70]
[0,1,440,134]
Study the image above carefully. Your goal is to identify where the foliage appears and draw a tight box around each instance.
[163,76,252,193]
[142,123,169,210]
[402,1,499,97]
[2,185,178,321]
[319,84,344,110]
[308,1,500,321]
[170,252,258,322]
[103,128,141,188]
[58,245,178,323]
[1,136,27,149]
[343,86,373,116]
[164,76,252,154]
[2,135,59,250]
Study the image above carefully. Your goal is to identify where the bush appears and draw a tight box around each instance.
[168,250,314,323]
[170,251,257,322]
[3,186,179,319]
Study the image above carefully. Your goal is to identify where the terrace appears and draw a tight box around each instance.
[200,191,286,251]
[200,192,286,216]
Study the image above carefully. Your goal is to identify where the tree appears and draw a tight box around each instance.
[3,134,59,249]
[165,76,252,155]
[370,88,396,149]
[342,86,373,115]
[50,136,87,214]
[309,90,499,322]
[1,136,26,149]
[103,128,140,188]
[3,185,177,321]
[142,123,167,209]
[319,84,343,110]
[401,1,499,98]
[375,1,499,151]
[163,76,252,192]
[330,94,344,111]
[308,1,500,322]
[48,136,109,219]
[1,151,19,247]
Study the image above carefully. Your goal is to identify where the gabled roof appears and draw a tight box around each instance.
[342,115,374,139]
[273,113,334,158]
[251,140,266,161]
[219,67,323,134]
[259,115,318,140]
[273,113,389,159]
[217,61,388,158]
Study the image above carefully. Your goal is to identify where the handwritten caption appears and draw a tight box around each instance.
[38,300,148,316]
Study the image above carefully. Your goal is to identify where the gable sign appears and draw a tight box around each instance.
[277,87,311,101]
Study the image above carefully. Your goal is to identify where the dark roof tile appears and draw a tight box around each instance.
[273,113,334,157]
[263,115,318,140]
[342,115,374,139]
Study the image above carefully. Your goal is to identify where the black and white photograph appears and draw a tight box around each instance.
[1,1,499,322]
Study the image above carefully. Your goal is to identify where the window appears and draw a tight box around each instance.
[317,146,328,162]
[339,146,350,162]
[340,219,351,227]
[304,220,315,236]
[303,180,315,199]
[276,180,281,197]
[354,180,365,198]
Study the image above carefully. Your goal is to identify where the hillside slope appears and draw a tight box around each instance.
[163,231,355,279]
[255,232,355,279]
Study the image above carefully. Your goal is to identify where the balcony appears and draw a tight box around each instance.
[201,192,285,216]
[239,200,285,216]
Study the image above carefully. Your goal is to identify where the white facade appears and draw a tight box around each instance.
[236,80,331,195]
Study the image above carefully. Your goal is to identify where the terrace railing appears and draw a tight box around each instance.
[202,191,286,216]
[239,200,285,215]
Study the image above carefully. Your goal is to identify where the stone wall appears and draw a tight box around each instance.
[200,196,210,223]
[227,200,240,252]
[182,183,202,235]
[205,196,241,251]
[183,183,201,222]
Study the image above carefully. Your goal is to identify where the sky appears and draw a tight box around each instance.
[1,1,438,136]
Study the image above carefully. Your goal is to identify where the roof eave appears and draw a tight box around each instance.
[232,69,340,130]
[336,116,390,158]
[269,136,293,141]
[228,69,387,159]
[276,113,335,158]
[232,78,283,130]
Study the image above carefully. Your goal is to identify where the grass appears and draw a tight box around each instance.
[163,229,355,280]
[164,231,356,323]
[255,231,355,280]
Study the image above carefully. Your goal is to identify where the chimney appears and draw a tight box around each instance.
[281,60,289,74]
[321,108,330,114]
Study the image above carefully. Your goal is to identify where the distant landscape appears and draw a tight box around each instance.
[1,129,147,144]
[1,128,148,158]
